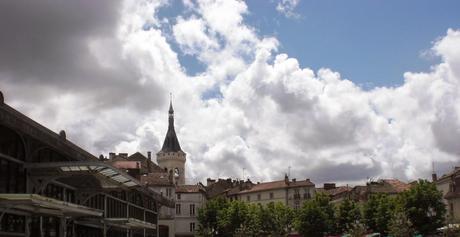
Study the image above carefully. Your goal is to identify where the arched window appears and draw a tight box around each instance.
[174,168,180,177]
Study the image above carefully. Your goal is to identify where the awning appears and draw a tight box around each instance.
[0,194,103,217]
[24,161,140,188]
[106,218,157,229]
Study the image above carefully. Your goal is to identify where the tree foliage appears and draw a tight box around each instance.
[197,180,447,236]
[399,179,446,235]
[295,199,328,237]
[336,198,361,233]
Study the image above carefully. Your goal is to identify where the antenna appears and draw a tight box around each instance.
[242,168,246,180]
[288,166,291,177]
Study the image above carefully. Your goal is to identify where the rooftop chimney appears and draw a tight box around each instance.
[432,173,438,182]
[207,178,216,186]
[109,152,115,160]
[324,183,336,190]
[147,151,152,173]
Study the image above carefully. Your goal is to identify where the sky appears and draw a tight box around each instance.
[1,0,460,185]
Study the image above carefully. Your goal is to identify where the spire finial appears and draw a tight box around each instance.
[169,93,174,114]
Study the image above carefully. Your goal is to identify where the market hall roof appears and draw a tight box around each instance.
[24,161,175,207]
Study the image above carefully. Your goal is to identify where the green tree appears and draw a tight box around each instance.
[295,200,328,237]
[217,200,248,236]
[269,202,295,236]
[336,198,361,233]
[314,192,336,234]
[374,194,395,235]
[387,211,414,237]
[399,179,446,235]
[197,197,228,236]
[363,194,396,234]
[363,194,379,232]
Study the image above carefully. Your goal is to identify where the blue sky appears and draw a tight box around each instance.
[160,0,460,89]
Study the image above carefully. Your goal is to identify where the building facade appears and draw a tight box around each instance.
[435,167,460,223]
[174,185,206,237]
[235,175,315,209]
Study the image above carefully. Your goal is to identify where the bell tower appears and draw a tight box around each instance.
[157,96,186,185]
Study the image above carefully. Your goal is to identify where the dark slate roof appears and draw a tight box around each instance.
[160,101,182,152]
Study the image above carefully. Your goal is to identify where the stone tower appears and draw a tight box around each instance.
[157,98,186,185]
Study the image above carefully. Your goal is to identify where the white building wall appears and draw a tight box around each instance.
[175,192,206,237]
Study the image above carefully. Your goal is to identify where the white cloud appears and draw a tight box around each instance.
[276,0,301,19]
[1,0,460,186]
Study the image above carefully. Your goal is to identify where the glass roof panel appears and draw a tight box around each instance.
[124,181,137,187]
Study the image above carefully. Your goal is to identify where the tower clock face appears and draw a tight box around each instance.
[174,168,180,177]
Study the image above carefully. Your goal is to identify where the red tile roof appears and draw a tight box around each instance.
[140,172,172,186]
[112,160,142,169]
[382,179,411,192]
[239,179,314,194]
[176,184,206,193]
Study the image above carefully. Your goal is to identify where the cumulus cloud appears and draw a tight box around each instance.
[1,0,460,186]
[276,0,301,19]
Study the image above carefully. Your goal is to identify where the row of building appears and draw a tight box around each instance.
[1,90,460,237]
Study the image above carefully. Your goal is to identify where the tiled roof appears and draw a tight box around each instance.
[317,186,352,200]
[127,152,164,172]
[176,184,205,193]
[140,172,172,186]
[239,179,314,194]
[383,179,411,193]
[112,160,142,169]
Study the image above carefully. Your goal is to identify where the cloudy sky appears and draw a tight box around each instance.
[1,0,460,185]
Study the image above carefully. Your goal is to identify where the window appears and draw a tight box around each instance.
[177,193,181,200]
[190,204,195,216]
[190,222,195,232]
[269,192,274,199]
[257,194,261,201]
[176,204,181,215]
[247,195,250,202]
[166,188,171,197]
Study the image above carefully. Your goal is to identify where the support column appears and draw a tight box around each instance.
[39,217,44,237]
[59,217,66,237]
[25,216,31,237]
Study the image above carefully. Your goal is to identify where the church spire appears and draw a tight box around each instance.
[161,94,182,152]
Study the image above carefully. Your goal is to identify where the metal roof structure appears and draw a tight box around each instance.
[0,194,103,217]
[24,161,141,188]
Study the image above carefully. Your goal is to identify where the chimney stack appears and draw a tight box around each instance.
[324,183,336,190]
[432,173,438,182]
[147,151,152,173]
[109,152,115,160]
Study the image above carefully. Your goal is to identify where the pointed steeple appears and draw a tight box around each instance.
[161,94,182,152]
